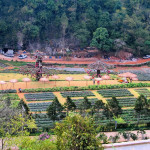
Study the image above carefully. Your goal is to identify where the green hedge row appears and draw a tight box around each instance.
[22,83,150,93]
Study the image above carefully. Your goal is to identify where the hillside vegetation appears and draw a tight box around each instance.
[0,0,150,55]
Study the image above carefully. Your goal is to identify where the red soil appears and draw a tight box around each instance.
[1,54,150,65]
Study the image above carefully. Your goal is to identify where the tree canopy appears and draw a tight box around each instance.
[54,114,103,150]
[0,0,150,55]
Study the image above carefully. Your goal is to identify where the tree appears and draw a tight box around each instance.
[64,96,76,115]
[79,96,91,115]
[90,27,112,52]
[103,104,113,122]
[61,13,68,49]
[18,99,29,114]
[0,95,36,149]
[134,94,149,125]
[54,114,103,150]
[108,96,122,117]
[47,97,64,122]
[19,53,59,81]
[94,100,104,112]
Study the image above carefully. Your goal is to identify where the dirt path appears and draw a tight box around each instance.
[0,80,120,91]
[1,54,150,66]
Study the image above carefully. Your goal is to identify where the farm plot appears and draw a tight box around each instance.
[35,118,54,129]
[32,113,65,129]
[28,102,52,112]
[61,91,95,97]
[94,111,115,124]
[97,89,133,97]
[106,97,136,107]
[25,92,55,101]
[134,88,150,97]
[72,98,99,108]
[121,109,150,124]
[0,89,17,93]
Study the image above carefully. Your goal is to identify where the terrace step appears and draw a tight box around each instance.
[92,91,107,104]
[54,92,66,104]
[128,88,140,98]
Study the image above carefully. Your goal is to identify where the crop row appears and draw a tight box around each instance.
[0,89,17,93]
[106,97,136,107]
[61,91,95,97]
[28,102,52,112]
[72,98,98,108]
[122,109,150,123]
[97,89,133,97]
[134,88,150,97]
[25,92,55,101]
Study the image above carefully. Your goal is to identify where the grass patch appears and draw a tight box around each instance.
[114,117,126,124]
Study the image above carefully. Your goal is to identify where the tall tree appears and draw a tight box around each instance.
[94,100,104,112]
[79,96,91,115]
[134,94,149,125]
[64,96,76,115]
[90,27,113,52]
[103,104,113,122]
[47,97,64,122]
[108,96,122,117]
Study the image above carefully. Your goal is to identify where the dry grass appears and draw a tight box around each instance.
[0,73,29,81]
[0,80,120,91]
[0,73,88,81]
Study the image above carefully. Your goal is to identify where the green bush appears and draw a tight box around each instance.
[18,137,57,150]
[54,114,103,150]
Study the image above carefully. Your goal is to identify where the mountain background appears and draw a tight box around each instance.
[0,0,150,56]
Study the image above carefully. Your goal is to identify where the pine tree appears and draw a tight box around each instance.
[47,97,64,122]
[64,96,76,115]
[108,96,122,117]
[134,94,149,125]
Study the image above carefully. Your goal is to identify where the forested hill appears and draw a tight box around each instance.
[0,0,150,55]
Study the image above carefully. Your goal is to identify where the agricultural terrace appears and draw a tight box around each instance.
[1,60,150,132]
[14,86,150,130]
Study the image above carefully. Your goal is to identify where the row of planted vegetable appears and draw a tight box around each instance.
[22,88,150,129]
[25,88,150,112]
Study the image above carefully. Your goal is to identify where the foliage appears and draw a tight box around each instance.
[109,134,120,143]
[134,94,149,124]
[108,96,122,117]
[94,100,104,112]
[103,104,113,121]
[107,97,136,107]
[18,99,29,114]
[39,132,50,141]
[47,97,64,122]
[0,95,37,149]
[90,27,112,52]
[15,137,56,150]
[64,96,76,115]
[1,0,150,55]
[54,114,103,150]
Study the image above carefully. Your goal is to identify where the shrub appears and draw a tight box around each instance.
[54,114,103,150]
[39,132,50,141]
[18,137,56,150]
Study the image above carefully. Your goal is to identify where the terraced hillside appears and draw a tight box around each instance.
[17,87,150,129]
